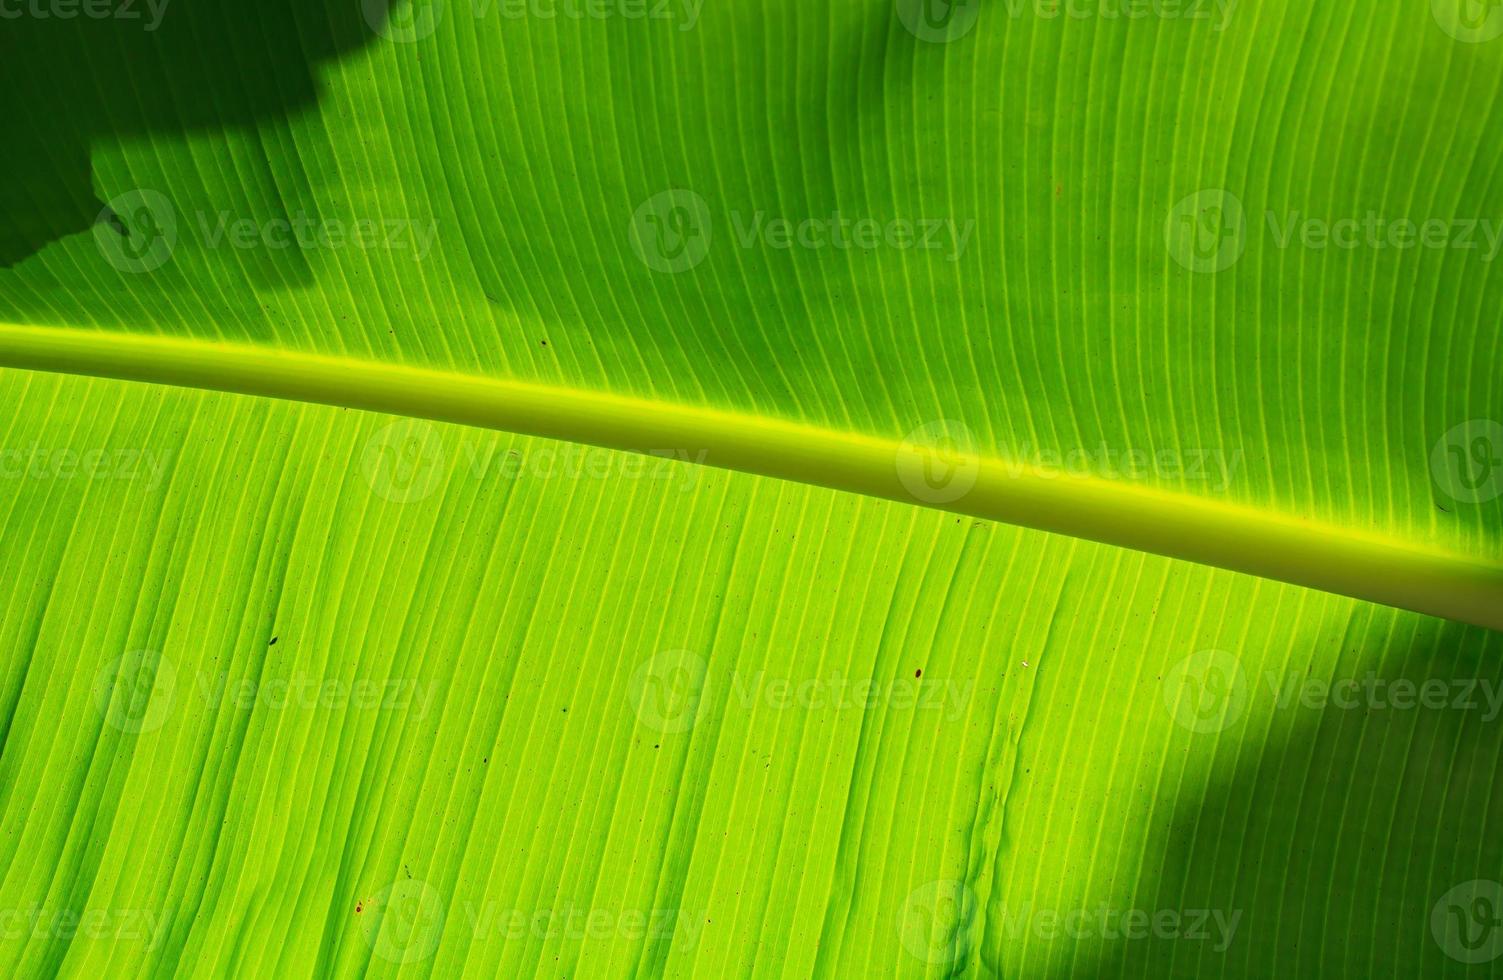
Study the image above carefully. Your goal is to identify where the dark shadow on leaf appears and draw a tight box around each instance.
[1048,618,1503,978]
[0,0,405,267]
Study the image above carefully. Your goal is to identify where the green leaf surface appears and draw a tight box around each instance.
[0,1,1501,977]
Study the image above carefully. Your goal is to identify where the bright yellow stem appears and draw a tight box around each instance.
[0,323,1498,631]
